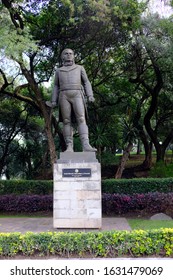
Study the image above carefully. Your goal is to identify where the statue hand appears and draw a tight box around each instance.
[51,101,57,108]
[45,101,57,108]
[88,96,95,102]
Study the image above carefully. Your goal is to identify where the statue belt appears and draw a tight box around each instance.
[60,84,81,91]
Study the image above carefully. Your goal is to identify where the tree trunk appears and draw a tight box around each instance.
[41,103,57,165]
[136,139,141,155]
[141,141,153,169]
[155,144,166,162]
[115,142,133,179]
[19,61,57,166]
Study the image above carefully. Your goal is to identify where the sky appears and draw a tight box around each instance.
[140,0,173,17]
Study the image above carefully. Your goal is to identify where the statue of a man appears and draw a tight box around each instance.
[50,48,96,152]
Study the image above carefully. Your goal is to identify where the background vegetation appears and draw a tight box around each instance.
[1,0,173,180]
[1,1,173,259]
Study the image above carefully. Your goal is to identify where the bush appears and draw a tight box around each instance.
[102,178,173,194]
[100,152,119,166]
[0,229,173,258]
[0,195,53,213]
[1,178,173,196]
[102,192,173,216]
[0,192,173,216]
[0,180,53,195]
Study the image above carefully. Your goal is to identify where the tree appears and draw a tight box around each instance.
[125,15,173,163]
[0,1,59,165]
[0,94,53,179]
[0,97,28,177]
[115,113,138,178]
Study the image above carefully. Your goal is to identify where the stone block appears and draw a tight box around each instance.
[53,218,101,229]
[57,152,98,163]
[53,152,102,229]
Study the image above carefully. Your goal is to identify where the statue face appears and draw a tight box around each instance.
[61,49,74,64]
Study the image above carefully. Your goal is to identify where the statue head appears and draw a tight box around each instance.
[61,48,75,66]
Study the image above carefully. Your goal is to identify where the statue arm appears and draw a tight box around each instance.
[81,66,95,102]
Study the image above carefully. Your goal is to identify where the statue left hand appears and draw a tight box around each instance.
[88,96,95,102]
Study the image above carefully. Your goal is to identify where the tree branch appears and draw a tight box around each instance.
[2,0,24,29]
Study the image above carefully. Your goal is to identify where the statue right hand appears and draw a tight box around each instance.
[51,101,57,108]
[45,101,57,108]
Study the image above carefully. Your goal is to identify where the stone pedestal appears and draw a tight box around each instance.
[53,152,102,229]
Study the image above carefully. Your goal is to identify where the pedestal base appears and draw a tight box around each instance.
[53,152,102,229]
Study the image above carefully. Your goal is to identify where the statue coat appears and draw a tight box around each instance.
[52,64,93,123]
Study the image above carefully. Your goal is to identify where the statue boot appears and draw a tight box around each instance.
[78,124,97,152]
[63,125,74,152]
[65,139,73,152]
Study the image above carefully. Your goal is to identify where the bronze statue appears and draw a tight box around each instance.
[50,48,96,152]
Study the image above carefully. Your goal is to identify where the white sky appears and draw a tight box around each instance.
[139,0,173,17]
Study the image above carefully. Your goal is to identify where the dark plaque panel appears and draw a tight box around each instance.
[62,168,91,177]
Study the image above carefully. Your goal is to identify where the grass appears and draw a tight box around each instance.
[0,212,52,218]
[128,219,173,230]
[117,151,173,169]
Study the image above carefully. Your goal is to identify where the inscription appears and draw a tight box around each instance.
[62,168,91,177]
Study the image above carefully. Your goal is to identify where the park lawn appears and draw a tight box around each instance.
[119,151,173,169]
[0,212,52,218]
[128,219,173,230]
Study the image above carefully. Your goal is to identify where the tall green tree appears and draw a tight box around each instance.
[0,97,27,177]
[0,95,52,179]
[125,15,173,164]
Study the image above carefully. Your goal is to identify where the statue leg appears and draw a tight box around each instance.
[59,96,73,152]
[72,93,97,152]
[63,124,73,152]
[78,123,97,152]
[73,94,97,152]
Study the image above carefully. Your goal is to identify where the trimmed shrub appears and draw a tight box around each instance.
[102,178,173,194]
[0,180,53,195]
[0,192,173,216]
[0,229,173,258]
[102,192,173,215]
[1,178,173,196]
[0,195,53,212]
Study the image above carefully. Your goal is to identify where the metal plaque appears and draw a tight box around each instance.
[62,168,91,178]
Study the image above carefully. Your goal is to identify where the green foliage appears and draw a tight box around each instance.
[149,161,173,178]
[1,0,173,172]
[0,229,173,257]
[0,0,145,169]
[100,152,119,166]
[0,232,21,257]
[0,7,38,60]
[1,177,173,196]
[124,13,173,163]
[102,178,173,194]
[0,180,53,195]
[0,98,49,179]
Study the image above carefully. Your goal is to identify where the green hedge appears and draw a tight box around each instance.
[0,180,53,195]
[0,229,173,258]
[1,178,173,195]
[102,178,173,194]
